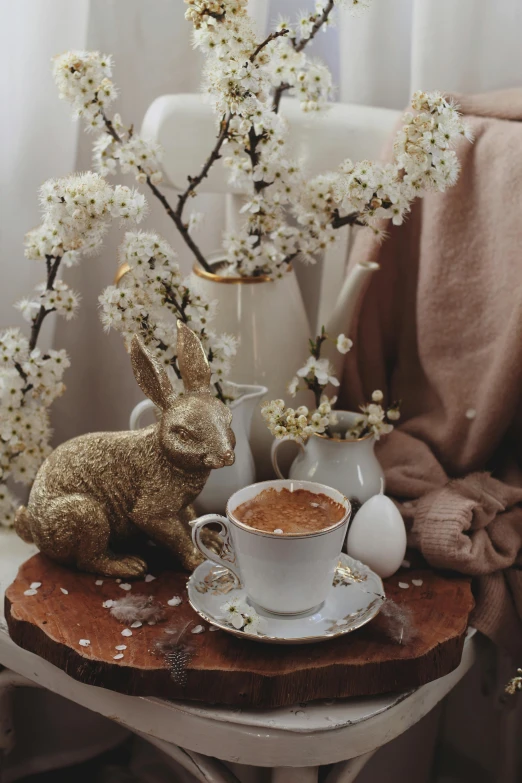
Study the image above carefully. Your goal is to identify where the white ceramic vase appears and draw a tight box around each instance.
[129,382,267,515]
[191,263,311,479]
[271,411,385,504]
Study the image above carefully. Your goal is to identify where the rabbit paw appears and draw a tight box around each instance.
[180,546,204,573]
[91,554,148,579]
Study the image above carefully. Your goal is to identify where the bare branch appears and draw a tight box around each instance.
[271,2,335,113]
[29,255,62,352]
[250,29,289,63]
[145,174,213,272]
[100,110,212,272]
[101,113,122,143]
[331,210,365,230]
[294,0,335,53]
[176,113,232,219]
[272,83,290,113]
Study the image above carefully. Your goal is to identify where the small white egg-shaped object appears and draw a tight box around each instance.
[347,490,407,579]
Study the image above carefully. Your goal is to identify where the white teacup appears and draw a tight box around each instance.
[191,479,351,616]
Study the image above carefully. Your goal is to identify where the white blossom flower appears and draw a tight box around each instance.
[99,231,237,402]
[242,610,262,635]
[264,323,399,442]
[345,394,400,440]
[297,356,338,387]
[288,376,300,396]
[221,597,249,630]
[188,212,204,233]
[220,597,263,634]
[53,51,115,127]
[15,299,41,323]
[336,334,353,354]
[0,315,71,522]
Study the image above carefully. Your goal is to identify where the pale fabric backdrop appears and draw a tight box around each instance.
[2,0,522,441]
[2,1,522,782]
[0,0,89,348]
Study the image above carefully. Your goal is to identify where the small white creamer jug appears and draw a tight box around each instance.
[271,410,385,504]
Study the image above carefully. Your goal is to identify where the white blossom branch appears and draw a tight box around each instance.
[99,109,213,273]
[175,113,232,220]
[272,0,335,112]
[28,255,62,353]
[250,29,289,62]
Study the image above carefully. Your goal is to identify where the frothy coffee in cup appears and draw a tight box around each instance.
[193,479,350,615]
[234,488,345,535]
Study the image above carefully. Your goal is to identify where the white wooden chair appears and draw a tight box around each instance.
[0,528,478,783]
[0,96,479,783]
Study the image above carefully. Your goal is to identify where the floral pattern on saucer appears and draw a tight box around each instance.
[193,566,238,596]
[187,553,385,645]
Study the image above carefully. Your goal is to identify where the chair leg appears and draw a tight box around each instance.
[323,750,376,783]
[0,669,42,773]
[272,767,319,783]
[135,731,243,782]
[0,674,15,757]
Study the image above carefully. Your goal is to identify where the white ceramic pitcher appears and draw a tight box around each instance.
[191,260,380,479]
[191,263,310,480]
[271,411,385,504]
[130,382,267,514]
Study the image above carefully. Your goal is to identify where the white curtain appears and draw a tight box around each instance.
[338,0,522,108]
[0,0,89,343]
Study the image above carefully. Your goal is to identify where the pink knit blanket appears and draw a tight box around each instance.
[340,89,522,657]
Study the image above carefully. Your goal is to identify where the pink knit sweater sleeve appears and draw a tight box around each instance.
[410,473,522,575]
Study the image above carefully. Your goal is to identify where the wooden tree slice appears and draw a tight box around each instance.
[5,554,474,709]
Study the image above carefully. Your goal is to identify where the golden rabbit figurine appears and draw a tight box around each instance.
[14,321,235,577]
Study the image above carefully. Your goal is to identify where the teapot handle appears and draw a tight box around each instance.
[130,399,157,430]
[270,436,306,480]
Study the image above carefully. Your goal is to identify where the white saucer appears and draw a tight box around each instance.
[187,553,385,644]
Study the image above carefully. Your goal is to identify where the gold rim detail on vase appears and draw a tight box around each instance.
[115,260,293,286]
[192,263,273,285]
[114,262,130,286]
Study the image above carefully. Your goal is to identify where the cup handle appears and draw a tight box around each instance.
[270,437,306,480]
[191,515,242,588]
[130,399,156,430]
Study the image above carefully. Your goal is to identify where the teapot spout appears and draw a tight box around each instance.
[326,261,380,340]
[324,261,379,376]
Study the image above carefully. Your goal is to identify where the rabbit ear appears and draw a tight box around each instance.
[131,335,174,411]
[176,321,211,393]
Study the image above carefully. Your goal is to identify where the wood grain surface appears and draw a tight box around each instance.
[5,554,474,709]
